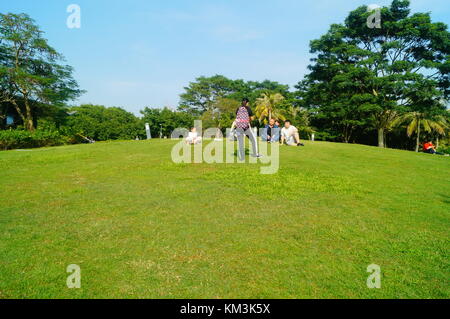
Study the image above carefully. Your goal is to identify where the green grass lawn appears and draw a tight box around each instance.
[0,140,449,298]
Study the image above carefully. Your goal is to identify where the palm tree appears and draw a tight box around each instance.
[255,92,285,124]
[394,112,448,152]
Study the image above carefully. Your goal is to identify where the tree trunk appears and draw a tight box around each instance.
[25,118,34,131]
[436,137,439,149]
[343,129,350,143]
[24,99,35,131]
[11,99,26,124]
[343,125,351,143]
[377,128,384,148]
[415,124,420,152]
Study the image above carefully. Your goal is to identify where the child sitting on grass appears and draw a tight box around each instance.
[185,127,202,144]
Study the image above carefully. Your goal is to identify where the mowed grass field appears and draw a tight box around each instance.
[0,139,449,299]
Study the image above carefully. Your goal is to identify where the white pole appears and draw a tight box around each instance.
[145,123,151,140]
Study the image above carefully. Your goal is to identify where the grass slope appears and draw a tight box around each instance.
[0,140,449,298]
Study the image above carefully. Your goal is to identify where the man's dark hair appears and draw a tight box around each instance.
[242,98,249,105]
[285,120,291,124]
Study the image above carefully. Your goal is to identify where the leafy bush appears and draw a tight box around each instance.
[66,105,144,141]
[0,129,67,150]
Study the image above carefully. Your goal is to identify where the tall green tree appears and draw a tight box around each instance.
[0,13,82,131]
[297,65,374,143]
[178,75,240,115]
[178,75,291,117]
[298,0,450,147]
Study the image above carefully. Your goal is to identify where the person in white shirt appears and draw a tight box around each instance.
[280,120,303,146]
[186,127,202,144]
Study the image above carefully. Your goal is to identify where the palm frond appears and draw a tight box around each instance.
[406,118,417,137]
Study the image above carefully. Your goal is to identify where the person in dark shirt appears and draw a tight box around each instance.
[262,118,279,143]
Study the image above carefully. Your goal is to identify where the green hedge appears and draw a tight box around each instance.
[0,129,67,150]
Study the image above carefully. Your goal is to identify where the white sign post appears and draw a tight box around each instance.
[145,123,151,140]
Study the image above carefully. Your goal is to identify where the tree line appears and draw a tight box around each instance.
[1,0,449,151]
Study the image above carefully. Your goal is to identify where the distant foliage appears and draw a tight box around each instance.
[140,107,194,137]
[0,129,66,150]
[178,75,291,115]
[65,104,143,141]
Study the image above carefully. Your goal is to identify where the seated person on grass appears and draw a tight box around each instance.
[186,127,202,144]
[423,141,445,155]
[281,120,303,146]
[261,118,280,143]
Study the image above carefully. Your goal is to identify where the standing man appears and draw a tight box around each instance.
[281,120,303,146]
[235,98,261,160]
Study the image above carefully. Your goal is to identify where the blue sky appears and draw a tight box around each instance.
[1,0,448,114]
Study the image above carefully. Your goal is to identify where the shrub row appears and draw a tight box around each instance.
[0,129,67,150]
